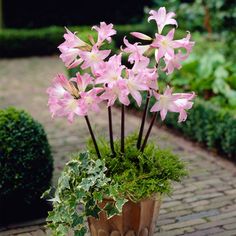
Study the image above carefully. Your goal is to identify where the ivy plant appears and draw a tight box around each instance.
[43,152,127,236]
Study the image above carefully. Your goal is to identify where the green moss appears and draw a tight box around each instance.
[87,133,187,201]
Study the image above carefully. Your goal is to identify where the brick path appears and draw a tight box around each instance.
[1,57,236,236]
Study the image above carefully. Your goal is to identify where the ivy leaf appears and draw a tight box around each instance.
[115,198,128,212]
[80,178,93,191]
[85,204,101,218]
[72,213,83,227]
[93,191,103,203]
[58,174,70,190]
[74,227,87,236]
[41,187,52,199]
[104,202,119,219]
[108,184,119,197]
[75,188,86,199]
[57,224,68,235]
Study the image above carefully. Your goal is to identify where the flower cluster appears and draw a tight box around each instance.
[48,7,195,124]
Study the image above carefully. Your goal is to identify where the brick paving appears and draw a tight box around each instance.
[0,57,236,236]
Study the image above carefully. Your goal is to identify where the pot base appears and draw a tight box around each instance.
[88,196,161,236]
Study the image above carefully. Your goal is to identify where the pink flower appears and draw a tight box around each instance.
[122,37,150,63]
[148,7,178,34]
[172,32,195,56]
[162,52,186,75]
[47,74,70,99]
[100,80,130,106]
[60,27,88,48]
[131,57,150,73]
[95,54,124,85]
[79,45,111,73]
[126,70,149,106]
[130,32,152,41]
[71,72,94,92]
[79,88,103,114]
[152,29,194,64]
[143,69,158,91]
[152,28,176,62]
[47,74,80,121]
[47,97,63,118]
[57,94,84,123]
[150,87,195,122]
[174,94,195,122]
[131,59,158,91]
[92,22,116,45]
[58,28,89,68]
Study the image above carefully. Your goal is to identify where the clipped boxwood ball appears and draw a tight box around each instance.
[0,107,53,204]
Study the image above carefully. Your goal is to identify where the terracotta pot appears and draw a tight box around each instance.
[88,195,161,236]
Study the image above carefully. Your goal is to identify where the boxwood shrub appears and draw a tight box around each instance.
[0,107,53,204]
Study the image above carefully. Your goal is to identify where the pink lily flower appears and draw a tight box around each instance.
[79,45,111,74]
[151,29,176,62]
[47,74,70,99]
[58,28,89,68]
[130,32,152,41]
[92,22,116,45]
[60,27,88,48]
[162,52,186,75]
[122,37,150,63]
[131,59,158,91]
[174,94,195,122]
[126,70,149,106]
[152,29,194,63]
[150,87,195,122]
[143,69,158,91]
[47,97,63,119]
[79,88,103,115]
[148,7,178,34]
[131,57,150,73]
[100,80,130,106]
[172,32,195,55]
[57,93,84,123]
[95,54,125,85]
[71,72,94,92]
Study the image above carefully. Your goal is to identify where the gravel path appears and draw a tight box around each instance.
[1,57,236,236]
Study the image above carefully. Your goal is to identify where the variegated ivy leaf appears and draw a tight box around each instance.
[115,198,128,212]
[93,191,103,203]
[104,202,120,219]
[74,227,86,236]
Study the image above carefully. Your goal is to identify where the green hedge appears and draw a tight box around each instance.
[0,24,154,58]
[0,26,91,57]
[129,95,236,159]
